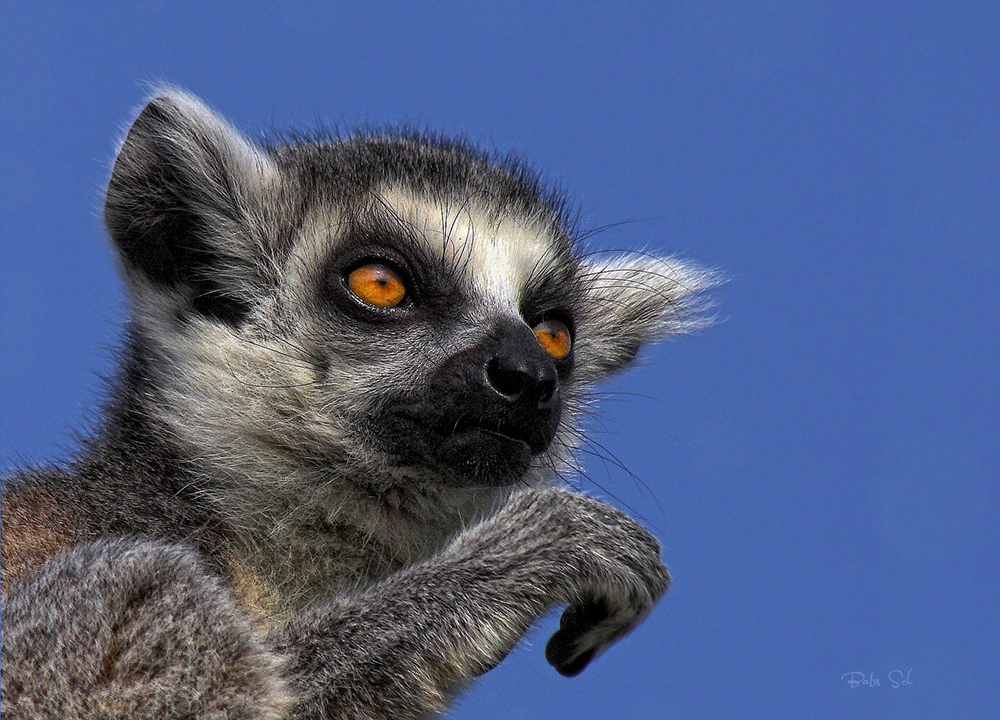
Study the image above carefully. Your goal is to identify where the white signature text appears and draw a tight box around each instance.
[841,670,914,689]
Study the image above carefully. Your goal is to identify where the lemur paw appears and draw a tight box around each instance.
[497,488,671,676]
[547,497,670,676]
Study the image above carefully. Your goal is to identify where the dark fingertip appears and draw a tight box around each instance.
[547,601,611,676]
[556,647,596,677]
[545,629,574,667]
[546,631,597,677]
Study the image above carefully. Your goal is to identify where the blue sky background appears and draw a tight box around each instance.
[2,2,997,718]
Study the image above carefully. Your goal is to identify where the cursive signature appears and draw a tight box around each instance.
[841,670,914,688]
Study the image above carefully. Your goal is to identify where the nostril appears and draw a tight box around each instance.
[536,379,556,407]
[487,357,528,399]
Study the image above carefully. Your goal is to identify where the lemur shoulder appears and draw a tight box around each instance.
[0,90,716,719]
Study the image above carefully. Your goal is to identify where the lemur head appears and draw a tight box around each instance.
[105,90,714,494]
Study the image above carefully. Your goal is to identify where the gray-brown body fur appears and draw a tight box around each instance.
[0,90,715,718]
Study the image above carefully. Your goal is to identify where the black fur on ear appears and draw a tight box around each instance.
[105,89,281,325]
[573,253,720,381]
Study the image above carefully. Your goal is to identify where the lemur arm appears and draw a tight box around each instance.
[0,538,292,720]
[270,487,669,719]
[0,488,666,720]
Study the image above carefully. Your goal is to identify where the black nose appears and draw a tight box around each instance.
[486,350,558,409]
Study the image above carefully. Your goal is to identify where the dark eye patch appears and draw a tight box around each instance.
[519,255,583,331]
[319,214,470,325]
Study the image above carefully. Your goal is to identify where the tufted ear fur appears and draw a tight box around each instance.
[105,89,282,325]
[573,254,718,380]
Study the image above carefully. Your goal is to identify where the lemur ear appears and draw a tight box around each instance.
[573,254,718,381]
[105,89,280,324]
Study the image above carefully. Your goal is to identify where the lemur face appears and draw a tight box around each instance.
[299,191,578,486]
[106,91,714,491]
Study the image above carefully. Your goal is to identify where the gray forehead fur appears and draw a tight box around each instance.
[269,129,576,246]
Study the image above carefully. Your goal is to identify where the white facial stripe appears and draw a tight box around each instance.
[377,186,561,312]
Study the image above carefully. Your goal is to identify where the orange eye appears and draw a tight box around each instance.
[533,319,572,361]
[347,263,407,308]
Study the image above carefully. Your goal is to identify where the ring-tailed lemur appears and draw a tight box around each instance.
[0,90,716,719]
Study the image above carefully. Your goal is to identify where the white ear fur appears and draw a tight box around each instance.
[105,88,281,323]
[573,254,719,380]
[124,87,278,195]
